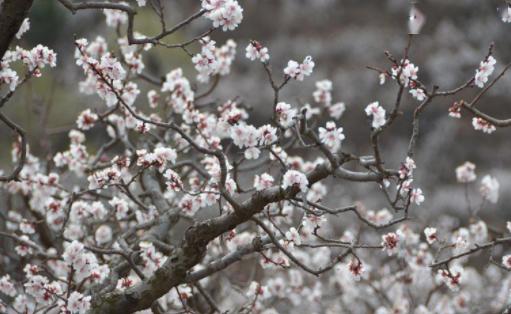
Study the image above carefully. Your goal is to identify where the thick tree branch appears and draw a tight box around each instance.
[91,158,383,313]
[185,236,271,283]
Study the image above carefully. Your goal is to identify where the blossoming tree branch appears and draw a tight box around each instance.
[0,0,510,313]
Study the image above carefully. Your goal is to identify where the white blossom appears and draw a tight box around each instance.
[0,275,17,297]
[424,227,437,244]
[379,73,386,85]
[0,68,19,91]
[456,162,476,183]
[76,109,98,131]
[318,121,345,152]
[285,227,301,246]
[275,102,297,128]
[410,88,426,101]
[365,101,386,129]
[348,259,365,281]
[313,79,333,105]
[95,225,113,245]
[65,291,91,314]
[103,6,128,28]
[254,173,274,191]
[502,254,511,269]
[480,175,499,203]
[328,102,346,120]
[502,7,511,23]
[381,232,400,256]
[410,188,425,205]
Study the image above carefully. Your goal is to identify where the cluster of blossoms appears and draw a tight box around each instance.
[104,0,244,33]
[0,42,56,92]
[356,216,500,301]
[396,156,425,206]
[283,56,315,81]
[2,2,511,314]
[63,241,109,282]
[124,50,145,74]
[0,240,109,314]
[192,37,237,82]
[436,266,464,292]
[365,208,394,226]
[139,242,168,276]
[285,227,302,246]
[245,40,270,62]
[66,200,110,239]
[75,37,140,108]
[230,123,277,159]
[388,59,426,101]
[53,130,90,174]
[161,68,194,113]
[448,100,462,119]
[103,4,128,28]
[282,170,309,193]
[474,56,496,88]
[201,0,244,31]
[108,196,131,220]
[86,157,130,190]
[313,79,346,119]
[398,156,416,179]
[391,59,418,85]
[163,169,183,191]
[254,173,275,191]
[13,45,57,72]
[472,117,496,134]
[136,146,178,172]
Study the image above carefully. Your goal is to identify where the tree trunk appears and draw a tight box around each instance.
[0,0,34,60]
